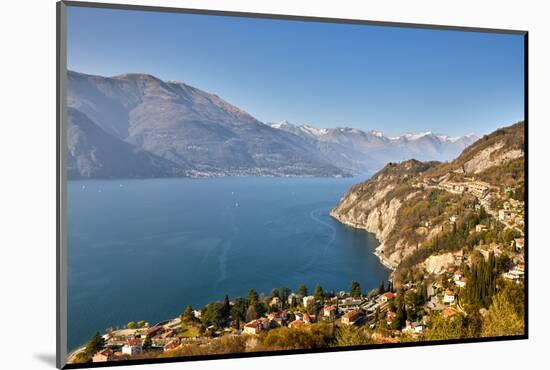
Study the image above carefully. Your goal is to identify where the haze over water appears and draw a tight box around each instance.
[67,176,389,350]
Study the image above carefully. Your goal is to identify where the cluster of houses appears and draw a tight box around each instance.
[503,239,525,284]
[88,278,477,364]
[498,200,525,228]
[238,289,422,340]
[473,237,525,285]
[91,320,184,363]
[237,287,455,342]
[502,263,525,284]
[243,293,385,335]
[420,175,525,235]
[430,178,495,198]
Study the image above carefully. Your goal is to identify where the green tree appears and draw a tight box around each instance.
[74,332,105,363]
[222,295,231,321]
[481,285,524,337]
[404,290,419,321]
[426,314,465,341]
[349,281,361,298]
[84,332,105,356]
[137,320,146,328]
[378,281,385,294]
[465,312,483,338]
[297,284,308,297]
[279,287,291,304]
[464,252,497,309]
[335,325,371,346]
[290,295,297,308]
[392,302,406,330]
[233,317,241,329]
[197,324,206,335]
[127,321,136,329]
[255,301,268,317]
[182,305,194,322]
[142,334,152,351]
[247,289,259,306]
[271,288,280,298]
[313,283,324,300]
[201,302,226,328]
[231,297,246,323]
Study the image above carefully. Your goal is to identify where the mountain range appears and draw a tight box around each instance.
[66,70,478,179]
[269,121,478,173]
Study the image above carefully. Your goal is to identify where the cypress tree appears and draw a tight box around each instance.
[222,295,231,322]
[313,283,324,300]
[349,281,361,298]
[378,281,386,294]
[84,332,105,356]
[143,334,152,351]
[297,284,308,297]
[247,289,259,306]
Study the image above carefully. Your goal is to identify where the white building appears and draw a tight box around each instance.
[455,277,467,288]
[443,290,456,304]
[243,320,262,335]
[475,224,488,233]
[122,338,142,356]
[287,293,302,305]
[403,321,424,335]
[302,295,315,308]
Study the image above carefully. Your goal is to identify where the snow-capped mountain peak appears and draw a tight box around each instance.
[269,121,329,138]
[404,131,433,140]
[270,120,479,173]
[302,124,329,136]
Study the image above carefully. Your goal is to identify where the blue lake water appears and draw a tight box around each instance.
[67,176,389,350]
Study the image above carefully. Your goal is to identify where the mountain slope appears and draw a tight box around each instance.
[68,71,345,177]
[67,107,184,179]
[270,121,478,173]
[330,121,525,279]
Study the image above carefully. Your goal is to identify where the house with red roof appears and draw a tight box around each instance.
[288,319,309,329]
[379,292,395,303]
[92,349,114,363]
[341,310,362,326]
[323,306,337,320]
[163,337,181,351]
[243,320,263,335]
[122,338,142,356]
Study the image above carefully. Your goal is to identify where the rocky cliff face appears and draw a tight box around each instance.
[451,122,525,175]
[330,122,525,276]
[330,159,436,269]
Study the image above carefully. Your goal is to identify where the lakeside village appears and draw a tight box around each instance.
[412,172,525,284]
[71,170,525,364]
[75,253,524,364]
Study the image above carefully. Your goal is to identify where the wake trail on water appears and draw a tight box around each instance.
[297,208,337,274]
[309,208,336,254]
[214,204,240,285]
[215,240,231,285]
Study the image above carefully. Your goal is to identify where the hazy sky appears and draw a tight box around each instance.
[67,6,525,137]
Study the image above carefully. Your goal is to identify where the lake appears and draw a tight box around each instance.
[67,176,388,350]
